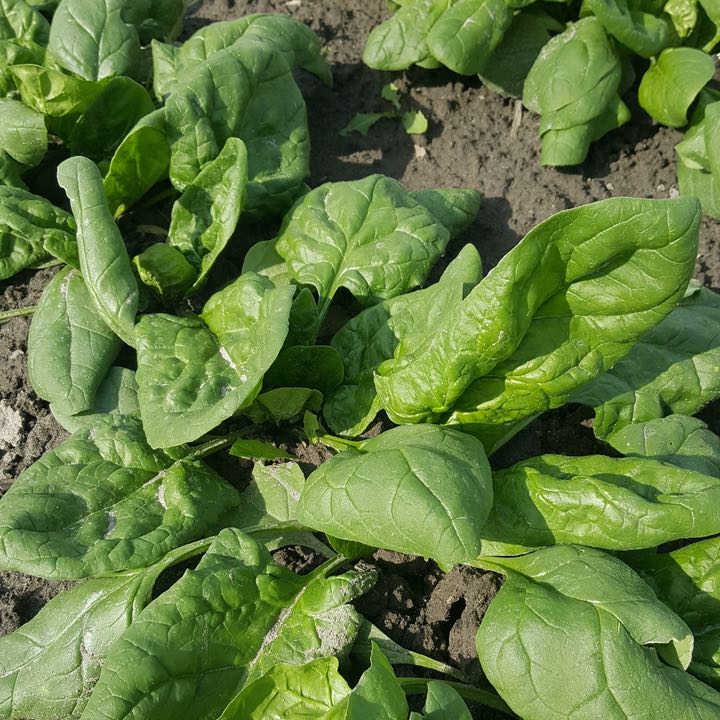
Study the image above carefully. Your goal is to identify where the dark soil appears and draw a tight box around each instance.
[1,1,719,717]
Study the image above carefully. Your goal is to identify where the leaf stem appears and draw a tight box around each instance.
[186,436,236,460]
[397,677,513,715]
[0,306,36,323]
[309,553,348,580]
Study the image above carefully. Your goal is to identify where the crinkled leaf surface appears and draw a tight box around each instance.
[480,454,720,555]
[168,136,247,292]
[376,196,700,427]
[297,424,493,565]
[275,175,453,318]
[58,157,139,347]
[0,414,239,578]
[476,545,720,720]
[609,415,720,478]
[325,245,482,436]
[81,528,373,720]
[0,98,46,167]
[574,283,720,438]
[0,184,75,280]
[165,35,309,218]
[133,243,196,301]
[27,267,121,416]
[136,272,294,447]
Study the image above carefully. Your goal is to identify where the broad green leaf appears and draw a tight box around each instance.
[51,366,139,432]
[229,438,294,461]
[297,424,493,565]
[675,91,720,171]
[0,414,240,578]
[103,109,171,216]
[165,35,309,219]
[480,454,720,555]
[241,238,291,286]
[678,157,720,218]
[339,112,390,136]
[244,387,323,425]
[523,18,625,166]
[275,175,453,318]
[0,0,48,92]
[133,243,196,301]
[585,0,674,56]
[476,545,720,720]
[218,657,351,719]
[426,0,514,75]
[402,110,428,134]
[81,529,372,720]
[363,0,451,70]
[639,48,715,127]
[135,272,294,448]
[0,98,46,167]
[0,185,75,280]
[409,188,481,237]
[479,10,564,98]
[265,345,343,395]
[0,565,164,720]
[422,681,473,719]
[608,415,720,477]
[665,0,699,37]
[627,537,720,689]
[168,136,248,292]
[152,13,331,98]
[574,283,720,438]
[325,245,482,436]
[286,287,320,346]
[0,150,25,188]
[57,157,139,347]
[376,197,700,429]
[27,267,121,417]
[47,0,186,81]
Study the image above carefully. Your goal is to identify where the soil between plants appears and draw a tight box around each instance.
[0,1,719,717]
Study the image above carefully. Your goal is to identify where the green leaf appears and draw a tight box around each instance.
[0,98,46,167]
[152,12,331,98]
[665,0,699,37]
[480,454,720,555]
[57,156,139,347]
[0,565,164,720]
[325,245,482,436]
[381,82,401,109]
[286,287,320,346]
[167,136,248,292]
[27,267,121,417]
[230,437,294,461]
[265,345,344,395]
[574,283,720,438]
[0,415,240,578]
[82,529,373,720]
[376,196,700,431]
[639,48,715,127]
[476,545,720,720]
[401,110,428,135]
[363,0,451,70]
[133,243,196,301]
[627,537,720,689]
[422,680,473,719]
[136,272,294,448]
[50,366,139,432]
[585,0,674,56]
[678,157,720,218]
[608,414,720,477]
[409,188,482,238]
[275,175,453,318]
[241,238,291,286]
[0,185,75,280]
[339,112,390,136]
[244,387,323,425]
[426,0,514,75]
[165,35,309,219]
[297,424,493,565]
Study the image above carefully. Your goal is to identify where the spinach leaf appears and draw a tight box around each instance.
[82,528,374,720]
[135,272,294,448]
[480,454,720,555]
[0,0,48,91]
[425,0,514,75]
[133,243,196,301]
[229,439,294,461]
[639,48,715,127]
[243,387,323,425]
[27,267,121,417]
[477,545,720,720]
[264,345,344,396]
[297,425,493,566]
[523,18,628,165]
[0,184,75,280]
[325,245,482,436]
[574,283,720,438]
[627,537,720,689]
[167,136,247,292]
[152,13,331,98]
[285,287,320,346]
[57,156,139,347]
[608,415,720,477]
[0,415,240,578]
[376,196,700,431]
[0,97,46,168]
[274,175,458,319]
[421,680,472,719]
[409,187,481,237]
[164,35,309,218]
